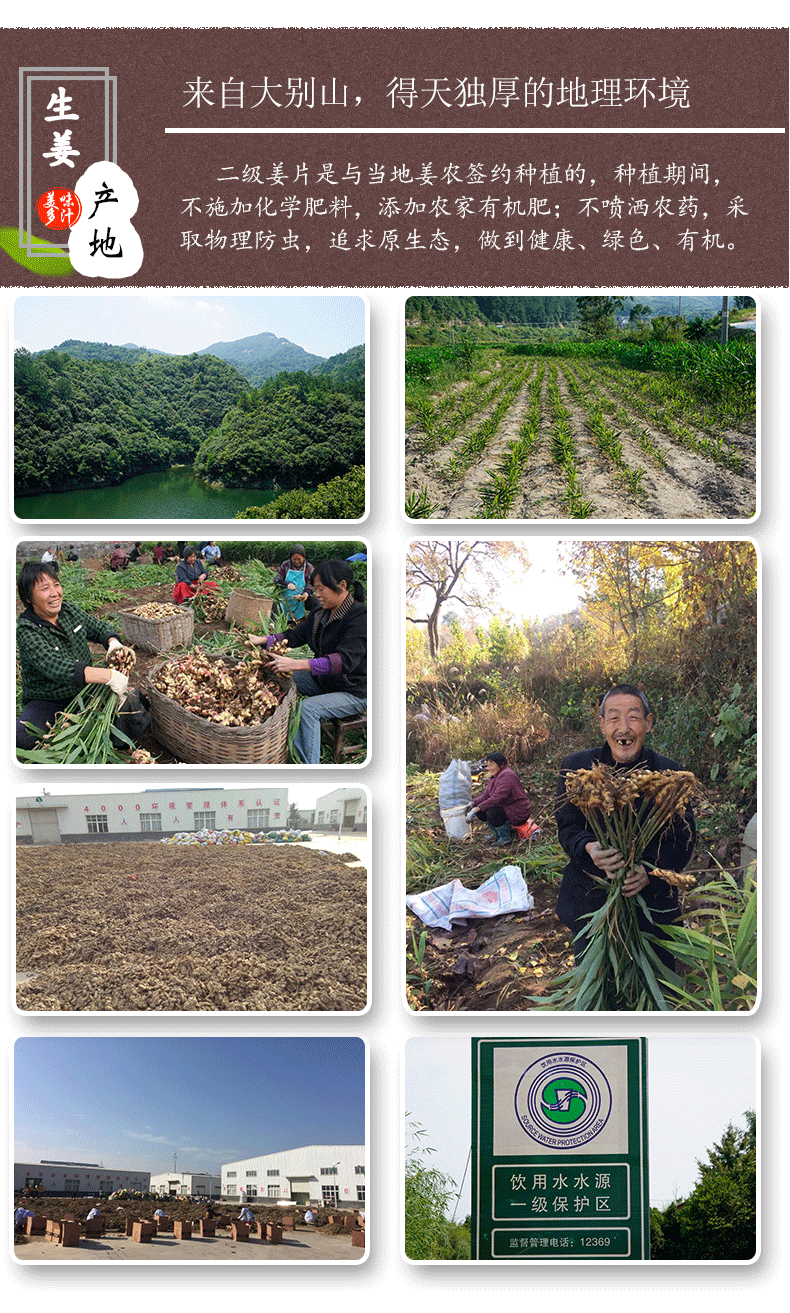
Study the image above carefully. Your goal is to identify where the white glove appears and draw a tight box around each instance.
[467,807,479,819]
[107,637,123,653]
[107,669,129,696]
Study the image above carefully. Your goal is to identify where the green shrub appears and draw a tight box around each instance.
[235,466,365,519]
[211,539,366,563]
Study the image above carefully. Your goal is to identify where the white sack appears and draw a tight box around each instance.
[406,865,534,931]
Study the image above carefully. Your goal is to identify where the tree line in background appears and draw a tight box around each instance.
[650,1111,756,1260]
[406,294,756,351]
[407,295,577,327]
[406,540,757,821]
[405,1110,755,1261]
[14,345,364,499]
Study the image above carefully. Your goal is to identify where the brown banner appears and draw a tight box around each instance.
[2,27,787,286]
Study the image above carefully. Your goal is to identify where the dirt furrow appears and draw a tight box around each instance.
[442,377,537,518]
[405,350,756,521]
[512,409,569,519]
[576,371,757,518]
[405,372,526,514]
[591,364,757,481]
[550,372,646,519]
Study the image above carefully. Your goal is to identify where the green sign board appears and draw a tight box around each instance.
[471,1038,649,1260]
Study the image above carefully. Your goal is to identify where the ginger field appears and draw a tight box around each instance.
[404,343,756,520]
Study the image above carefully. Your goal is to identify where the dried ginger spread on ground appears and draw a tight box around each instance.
[16,842,366,1012]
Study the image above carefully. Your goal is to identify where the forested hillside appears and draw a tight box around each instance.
[406,295,578,326]
[312,344,366,401]
[193,370,365,489]
[15,344,366,498]
[41,340,168,364]
[15,349,248,496]
[196,330,324,383]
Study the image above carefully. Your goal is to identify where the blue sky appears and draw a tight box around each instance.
[15,1037,365,1175]
[13,293,366,359]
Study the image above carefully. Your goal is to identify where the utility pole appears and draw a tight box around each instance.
[720,295,730,346]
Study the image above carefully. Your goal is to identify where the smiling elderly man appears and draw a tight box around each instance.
[555,684,696,967]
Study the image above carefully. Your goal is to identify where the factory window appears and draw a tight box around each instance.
[139,813,162,832]
[85,814,108,834]
[329,811,339,825]
[320,1166,338,1175]
[226,1172,236,1179]
[247,809,269,828]
[355,1166,365,1175]
[247,1186,257,1198]
[267,1186,279,1198]
[357,1186,366,1202]
[64,1178,79,1193]
[321,1186,339,1205]
[246,1171,257,1177]
[193,810,216,829]
[267,1170,279,1177]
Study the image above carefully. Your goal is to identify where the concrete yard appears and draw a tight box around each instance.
[14,1229,364,1262]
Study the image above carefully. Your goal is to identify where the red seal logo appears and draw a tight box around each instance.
[36,188,82,230]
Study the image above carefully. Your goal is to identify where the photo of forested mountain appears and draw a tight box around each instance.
[14,295,366,521]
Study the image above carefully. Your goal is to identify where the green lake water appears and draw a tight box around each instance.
[15,467,280,521]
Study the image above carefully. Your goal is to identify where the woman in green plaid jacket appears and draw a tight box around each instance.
[16,560,129,751]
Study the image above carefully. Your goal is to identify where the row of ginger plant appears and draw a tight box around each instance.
[410,354,529,456]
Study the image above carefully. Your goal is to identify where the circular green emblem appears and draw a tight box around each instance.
[515,1054,612,1148]
[540,1077,587,1124]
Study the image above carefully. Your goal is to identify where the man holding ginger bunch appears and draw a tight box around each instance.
[555,684,696,968]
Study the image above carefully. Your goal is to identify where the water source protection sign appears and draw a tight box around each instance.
[471,1038,649,1260]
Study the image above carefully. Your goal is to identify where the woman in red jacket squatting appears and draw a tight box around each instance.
[466,752,532,845]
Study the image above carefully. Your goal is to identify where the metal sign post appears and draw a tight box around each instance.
[471,1038,649,1260]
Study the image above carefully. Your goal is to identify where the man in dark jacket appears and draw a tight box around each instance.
[555,684,695,966]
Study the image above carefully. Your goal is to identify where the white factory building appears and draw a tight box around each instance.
[16,788,290,844]
[221,1145,365,1208]
[14,1160,151,1197]
[150,1170,221,1199]
[313,789,367,831]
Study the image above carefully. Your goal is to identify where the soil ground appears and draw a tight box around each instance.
[16,840,367,1012]
[406,831,574,1012]
[15,1231,361,1261]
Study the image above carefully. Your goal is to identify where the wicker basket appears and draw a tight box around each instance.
[146,656,296,763]
[118,606,194,654]
[225,589,274,630]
